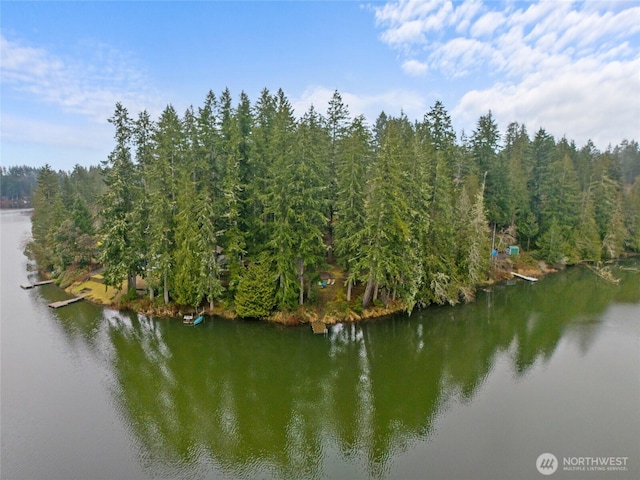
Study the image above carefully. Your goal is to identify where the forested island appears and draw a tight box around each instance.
[23,88,640,323]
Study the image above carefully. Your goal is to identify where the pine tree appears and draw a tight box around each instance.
[218,88,247,295]
[132,109,155,298]
[503,122,531,228]
[358,117,415,309]
[529,128,556,232]
[624,177,640,251]
[420,102,461,306]
[171,180,203,308]
[235,257,276,318]
[326,90,351,260]
[334,115,372,301]
[98,103,141,293]
[291,105,330,304]
[575,188,602,262]
[471,111,510,228]
[28,165,62,269]
[147,105,183,303]
[264,95,328,307]
[248,88,276,250]
[423,153,459,305]
[537,218,570,265]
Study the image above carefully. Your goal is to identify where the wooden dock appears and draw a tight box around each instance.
[512,272,538,282]
[311,321,327,335]
[20,280,54,289]
[48,295,86,309]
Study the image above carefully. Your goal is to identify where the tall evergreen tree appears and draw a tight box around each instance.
[334,115,373,301]
[358,118,415,309]
[218,88,247,295]
[99,103,141,293]
[471,111,510,227]
[575,187,602,262]
[503,122,531,228]
[28,165,63,269]
[529,128,556,232]
[263,89,302,307]
[147,105,183,303]
[248,88,276,250]
[325,90,351,260]
[264,95,328,307]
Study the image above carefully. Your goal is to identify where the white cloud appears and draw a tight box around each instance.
[0,34,161,124]
[372,0,640,148]
[452,0,483,34]
[453,56,640,148]
[470,11,505,38]
[402,59,429,76]
[429,37,494,77]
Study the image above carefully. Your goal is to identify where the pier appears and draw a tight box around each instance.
[512,272,538,282]
[48,295,86,309]
[20,280,54,289]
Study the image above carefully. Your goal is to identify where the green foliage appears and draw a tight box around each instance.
[235,259,277,318]
[625,178,640,251]
[98,103,142,293]
[536,219,571,266]
[23,89,640,317]
[0,165,39,206]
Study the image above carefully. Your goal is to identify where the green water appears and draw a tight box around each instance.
[2,209,639,479]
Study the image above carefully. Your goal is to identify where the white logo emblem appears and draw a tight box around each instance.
[537,453,558,475]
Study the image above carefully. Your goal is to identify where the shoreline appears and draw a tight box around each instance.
[55,256,557,326]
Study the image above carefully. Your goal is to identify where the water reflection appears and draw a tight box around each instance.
[44,262,640,478]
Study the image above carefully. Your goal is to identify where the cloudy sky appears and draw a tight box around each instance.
[1,0,639,171]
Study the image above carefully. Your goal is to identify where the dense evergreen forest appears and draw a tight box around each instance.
[25,88,640,318]
[0,166,39,208]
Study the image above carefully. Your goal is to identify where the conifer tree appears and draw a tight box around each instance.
[625,178,640,251]
[99,103,141,293]
[265,95,327,307]
[334,115,372,301]
[471,112,510,227]
[503,122,531,228]
[575,188,602,262]
[29,164,62,269]
[248,88,276,249]
[147,105,183,303]
[358,118,415,309]
[172,179,203,308]
[420,102,460,305]
[218,88,247,295]
[132,109,155,298]
[326,90,351,260]
[235,257,276,318]
[263,89,300,307]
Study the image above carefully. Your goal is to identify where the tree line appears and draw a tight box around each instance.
[25,88,640,317]
[0,165,39,208]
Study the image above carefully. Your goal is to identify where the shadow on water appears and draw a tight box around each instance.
[37,260,640,479]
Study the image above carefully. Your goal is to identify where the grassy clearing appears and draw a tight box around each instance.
[69,279,120,304]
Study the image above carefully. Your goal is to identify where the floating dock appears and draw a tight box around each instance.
[511,272,538,282]
[48,295,86,309]
[311,321,327,335]
[20,280,54,289]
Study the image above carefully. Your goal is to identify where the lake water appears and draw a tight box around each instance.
[1,209,639,479]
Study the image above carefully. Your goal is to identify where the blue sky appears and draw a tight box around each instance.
[1,0,639,171]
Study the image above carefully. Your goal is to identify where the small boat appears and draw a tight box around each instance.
[192,314,204,326]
